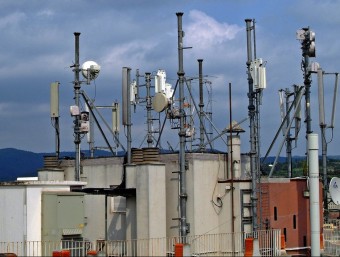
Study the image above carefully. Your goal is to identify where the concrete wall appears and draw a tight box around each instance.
[161,152,251,237]
[0,186,25,242]
[57,153,252,242]
[0,181,84,243]
[136,163,166,239]
[61,157,126,241]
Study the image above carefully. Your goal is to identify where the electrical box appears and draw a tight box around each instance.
[70,105,80,116]
[42,192,85,241]
[50,82,59,118]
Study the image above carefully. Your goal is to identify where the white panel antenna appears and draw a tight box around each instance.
[329,177,340,205]
[50,82,59,118]
[112,102,120,133]
[155,69,166,93]
[130,80,137,104]
[165,83,174,100]
[250,58,266,89]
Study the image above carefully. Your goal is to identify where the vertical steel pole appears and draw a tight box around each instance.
[198,59,205,152]
[308,133,321,257]
[302,29,313,135]
[285,89,292,178]
[126,68,132,164]
[176,12,188,240]
[73,32,81,181]
[317,68,328,220]
[245,19,258,233]
[145,72,153,147]
[122,67,132,163]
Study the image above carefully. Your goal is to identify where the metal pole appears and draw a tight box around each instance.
[317,68,328,220]
[176,12,188,240]
[198,59,205,152]
[73,32,81,181]
[145,72,153,147]
[105,195,108,255]
[308,133,321,257]
[88,102,95,157]
[245,18,258,233]
[285,89,292,178]
[122,67,132,163]
[302,30,313,135]
[229,82,235,255]
[55,117,60,159]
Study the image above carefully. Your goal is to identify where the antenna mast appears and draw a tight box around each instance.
[73,32,81,181]
[145,72,154,147]
[198,59,205,152]
[245,19,258,232]
[176,12,189,240]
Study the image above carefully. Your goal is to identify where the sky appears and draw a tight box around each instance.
[1,0,340,158]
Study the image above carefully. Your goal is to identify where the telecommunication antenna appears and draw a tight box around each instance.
[315,67,339,221]
[176,12,189,240]
[245,18,267,232]
[296,27,316,142]
[329,177,340,205]
[70,32,127,179]
[70,33,101,180]
[71,32,82,181]
[50,81,60,158]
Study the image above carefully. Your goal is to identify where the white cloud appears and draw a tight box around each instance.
[0,12,26,29]
[37,9,55,18]
[186,10,243,49]
[101,40,160,76]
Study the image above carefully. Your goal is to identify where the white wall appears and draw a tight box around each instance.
[0,187,25,242]
[0,182,85,243]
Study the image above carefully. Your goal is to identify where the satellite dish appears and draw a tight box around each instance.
[329,177,340,205]
[81,61,101,81]
[152,93,168,112]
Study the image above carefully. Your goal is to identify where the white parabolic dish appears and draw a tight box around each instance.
[329,177,340,205]
[81,60,101,80]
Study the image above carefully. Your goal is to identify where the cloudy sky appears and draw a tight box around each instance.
[1,0,340,158]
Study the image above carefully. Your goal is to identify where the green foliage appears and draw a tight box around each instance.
[262,157,340,178]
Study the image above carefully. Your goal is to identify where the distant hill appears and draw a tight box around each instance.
[0,148,44,181]
[1,148,340,182]
[0,148,113,182]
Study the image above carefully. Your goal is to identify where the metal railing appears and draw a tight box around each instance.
[0,229,281,256]
[324,227,340,256]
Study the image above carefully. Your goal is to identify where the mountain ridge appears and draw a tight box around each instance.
[1,148,339,182]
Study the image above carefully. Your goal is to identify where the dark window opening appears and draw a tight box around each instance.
[274,207,277,221]
[284,228,287,242]
[293,215,296,229]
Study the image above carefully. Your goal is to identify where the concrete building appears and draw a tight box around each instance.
[59,147,252,242]
[0,133,324,255]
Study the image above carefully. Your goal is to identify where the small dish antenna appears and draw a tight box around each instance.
[329,177,340,205]
[152,92,168,112]
[81,60,101,82]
